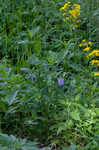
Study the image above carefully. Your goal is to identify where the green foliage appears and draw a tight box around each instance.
[0,0,99,149]
[0,133,39,150]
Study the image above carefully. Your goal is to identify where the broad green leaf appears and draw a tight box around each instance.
[70,111,80,121]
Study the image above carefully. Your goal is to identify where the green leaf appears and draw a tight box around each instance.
[6,90,19,105]
[57,126,64,135]
[0,100,6,112]
[28,26,40,39]
[70,111,80,121]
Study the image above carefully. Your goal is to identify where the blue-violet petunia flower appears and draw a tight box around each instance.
[57,78,64,86]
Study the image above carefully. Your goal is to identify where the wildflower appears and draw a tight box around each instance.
[63,17,70,21]
[60,2,71,11]
[69,10,78,18]
[76,19,82,23]
[88,50,99,57]
[94,72,99,76]
[73,4,80,9]
[83,47,90,52]
[69,4,80,18]
[57,78,64,86]
[91,60,99,65]
[96,52,99,56]
[79,44,82,47]
[82,39,86,42]
[88,41,93,46]
[88,51,94,57]
[60,6,65,11]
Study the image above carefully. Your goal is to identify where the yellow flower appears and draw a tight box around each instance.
[76,19,82,23]
[82,39,86,42]
[94,72,99,76]
[60,2,71,11]
[88,41,93,46]
[64,2,70,8]
[73,4,80,9]
[63,17,71,21]
[69,4,80,19]
[83,47,90,52]
[79,43,82,47]
[60,6,65,11]
[88,50,99,57]
[69,10,78,18]
[96,52,99,56]
[91,60,99,65]
[60,2,80,27]
[88,51,94,57]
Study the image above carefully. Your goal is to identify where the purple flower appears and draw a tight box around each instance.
[57,78,64,86]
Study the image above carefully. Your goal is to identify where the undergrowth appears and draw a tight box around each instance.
[0,0,99,149]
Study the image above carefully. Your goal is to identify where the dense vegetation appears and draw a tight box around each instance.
[0,0,99,149]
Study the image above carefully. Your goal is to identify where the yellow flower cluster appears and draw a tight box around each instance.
[69,4,80,19]
[79,39,92,52]
[91,60,99,65]
[60,2,71,11]
[60,2,81,28]
[79,39,99,76]
[89,50,99,72]
[88,50,99,57]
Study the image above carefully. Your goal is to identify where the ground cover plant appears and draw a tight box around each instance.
[0,0,99,149]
